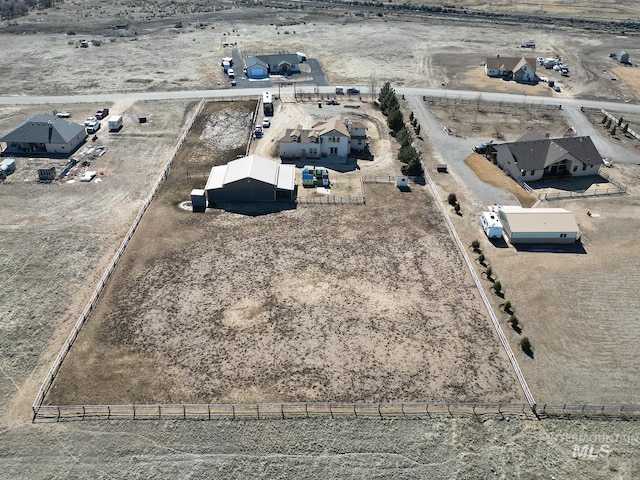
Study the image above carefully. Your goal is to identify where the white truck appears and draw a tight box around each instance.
[480,211,504,239]
[107,115,123,132]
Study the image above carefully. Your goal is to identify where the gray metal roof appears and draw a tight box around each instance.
[0,114,85,144]
[255,53,300,67]
[205,155,295,192]
[495,133,603,171]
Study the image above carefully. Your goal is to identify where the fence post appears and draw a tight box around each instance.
[158,405,161,419]
[133,405,136,420]
[305,403,309,418]
[232,404,236,420]
[82,405,86,420]
[281,403,284,420]
[256,404,260,419]
[183,404,186,420]
[353,404,357,418]
[208,404,211,420]
[329,403,333,418]
[378,404,382,418]
[57,406,61,422]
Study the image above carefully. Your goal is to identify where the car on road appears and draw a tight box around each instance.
[55,111,71,118]
[86,121,101,134]
[473,140,494,154]
[228,68,235,78]
[254,125,263,138]
[347,87,360,95]
[262,119,271,128]
[95,108,109,119]
[553,85,561,92]
[84,116,98,127]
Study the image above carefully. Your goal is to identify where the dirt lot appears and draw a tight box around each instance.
[1,2,640,478]
[45,100,520,405]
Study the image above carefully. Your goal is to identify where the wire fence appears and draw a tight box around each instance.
[32,401,640,422]
[32,99,207,414]
[33,402,534,422]
[423,96,559,112]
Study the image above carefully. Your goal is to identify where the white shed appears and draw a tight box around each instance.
[498,206,580,244]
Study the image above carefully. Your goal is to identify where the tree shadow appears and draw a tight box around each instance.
[510,323,522,335]
[523,348,534,359]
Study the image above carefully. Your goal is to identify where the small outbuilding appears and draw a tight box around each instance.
[616,50,630,64]
[190,189,207,212]
[205,154,296,205]
[497,206,580,244]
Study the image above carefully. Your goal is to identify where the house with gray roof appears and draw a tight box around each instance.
[491,131,603,181]
[278,115,366,163]
[244,53,300,79]
[205,154,296,204]
[485,56,537,83]
[0,114,87,155]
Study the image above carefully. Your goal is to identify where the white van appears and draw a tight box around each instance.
[228,68,235,78]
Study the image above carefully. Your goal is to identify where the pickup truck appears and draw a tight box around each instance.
[95,108,110,119]
[347,87,360,95]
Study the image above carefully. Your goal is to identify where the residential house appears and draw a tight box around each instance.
[491,131,603,181]
[0,113,87,155]
[244,53,300,79]
[278,116,366,162]
[485,56,537,82]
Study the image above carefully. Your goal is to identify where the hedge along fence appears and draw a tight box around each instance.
[32,99,207,416]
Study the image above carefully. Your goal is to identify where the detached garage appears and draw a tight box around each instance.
[205,154,296,205]
[497,206,580,244]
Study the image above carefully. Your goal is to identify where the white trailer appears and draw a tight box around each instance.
[480,211,504,238]
[108,115,123,132]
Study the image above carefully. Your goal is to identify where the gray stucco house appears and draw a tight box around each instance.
[491,131,603,181]
[0,114,87,155]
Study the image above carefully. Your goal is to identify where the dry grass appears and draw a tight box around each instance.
[464,154,538,207]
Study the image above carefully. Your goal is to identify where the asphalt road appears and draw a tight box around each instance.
[2,86,640,115]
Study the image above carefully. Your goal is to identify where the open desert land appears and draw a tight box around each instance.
[1,1,640,478]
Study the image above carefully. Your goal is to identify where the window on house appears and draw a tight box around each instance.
[573,166,578,172]
[521,170,526,176]
[530,170,535,176]
[560,233,567,238]
[330,147,337,155]
[582,164,587,171]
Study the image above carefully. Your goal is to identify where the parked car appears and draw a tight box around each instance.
[84,116,98,127]
[254,125,263,137]
[347,87,360,95]
[262,119,271,128]
[95,108,109,119]
[473,140,494,154]
[86,121,101,134]
[553,85,561,92]
[55,111,71,118]
[228,68,235,78]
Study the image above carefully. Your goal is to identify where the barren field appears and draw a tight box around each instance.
[45,102,521,405]
[1,2,640,478]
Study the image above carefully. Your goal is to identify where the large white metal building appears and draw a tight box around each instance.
[205,154,296,205]
[497,206,580,244]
